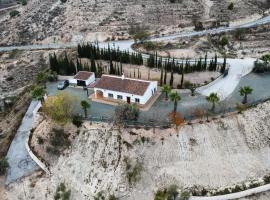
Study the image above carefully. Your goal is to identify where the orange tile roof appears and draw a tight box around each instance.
[74,71,93,80]
[95,75,150,96]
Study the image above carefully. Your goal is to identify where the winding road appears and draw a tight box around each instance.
[1,15,270,99]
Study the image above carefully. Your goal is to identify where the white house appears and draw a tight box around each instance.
[69,71,95,87]
[94,74,158,105]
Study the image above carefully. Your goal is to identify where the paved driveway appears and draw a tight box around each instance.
[5,101,40,184]
[47,73,270,123]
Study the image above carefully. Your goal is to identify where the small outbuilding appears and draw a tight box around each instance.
[70,71,95,87]
[94,74,158,105]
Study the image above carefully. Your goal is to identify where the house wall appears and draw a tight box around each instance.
[85,74,96,85]
[94,81,158,105]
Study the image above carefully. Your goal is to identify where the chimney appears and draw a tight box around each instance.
[121,73,125,80]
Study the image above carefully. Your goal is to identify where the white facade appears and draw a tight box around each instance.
[69,73,95,86]
[94,80,157,105]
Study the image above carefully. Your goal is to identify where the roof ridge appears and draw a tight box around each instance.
[102,74,153,83]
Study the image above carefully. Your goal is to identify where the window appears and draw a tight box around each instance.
[108,93,114,98]
[117,95,123,100]
[135,98,140,103]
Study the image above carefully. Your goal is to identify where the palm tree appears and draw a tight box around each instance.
[188,84,196,96]
[206,93,220,111]
[80,100,90,118]
[169,91,181,113]
[36,71,48,88]
[239,86,253,104]
[32,86,46,101]
[161,85,171,100]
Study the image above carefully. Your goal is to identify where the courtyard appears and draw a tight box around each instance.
[46,72,270,124]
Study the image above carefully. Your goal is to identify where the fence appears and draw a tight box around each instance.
[87,115,171,129]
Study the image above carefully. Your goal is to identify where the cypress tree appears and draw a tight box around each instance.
[221,55,227,74]
[160,61,164,86]
[204,53,208,71]
[180,68,184,89]
[214,54,218,71]
[169,59,174,87]
[90,57,97,73]
[164,61,168,85]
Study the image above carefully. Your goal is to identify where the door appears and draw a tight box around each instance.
[127,97,131,104]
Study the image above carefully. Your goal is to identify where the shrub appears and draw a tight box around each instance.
[220,36,229,47]
[10,10,20,18]
[43,93,77,124]
[46,128,70,155]
[154,189,167,200]
[72,115,83,127]
[114,104,140,123]
[21,0,27,5]
[124,157,143,186]
[60,0,67,3]
[0,158,9,175]
[228,2,234,10]
[54,183,71,200]
[50,128,70,147]
[32,86,45,100]
[253,59,270,73]
[108,194,119,200]
[264,175,270,184]
[180,191,190,200]
[37,136,44,144]
[261,54,270,63]
[167,185,179,200]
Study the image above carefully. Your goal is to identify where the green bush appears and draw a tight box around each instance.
[21,0,27,5]
[0,158,9,175]
[220,36,229,47]
[54,183,71,200]
[261,54,270,63]
[253,60,270,73]
[10,10,20,18]
[180,191,190,200]
[124,157,143,186]
[228,2,234,10]
[46,128,70,155]
[264,175,270,184]
[72,115,83,127]
[108,194,119,200]
[50,128,70,147]
[154,189,167,200]
[37,136,44,144]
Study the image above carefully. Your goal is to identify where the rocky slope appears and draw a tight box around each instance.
[0,0,269,46]
[3,100,270,200]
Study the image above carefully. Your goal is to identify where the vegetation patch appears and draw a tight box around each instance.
[46,128,71,155]
[0,158,9,175]
[114,104,140,123]
[54,182,71,200]
[123,157,143,186]
[154,185,190,200]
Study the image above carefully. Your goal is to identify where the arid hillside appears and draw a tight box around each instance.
[2,99,270,200]
[0,0,269,46]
